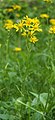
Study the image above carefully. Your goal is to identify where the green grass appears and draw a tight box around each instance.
[0,0,55,120]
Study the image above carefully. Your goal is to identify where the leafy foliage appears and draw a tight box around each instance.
[0,0,55,120]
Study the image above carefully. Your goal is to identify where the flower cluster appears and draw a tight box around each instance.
[5,4,21,13]
[4,16,42,43]
[4,4,21,19]
[13,15,42,43]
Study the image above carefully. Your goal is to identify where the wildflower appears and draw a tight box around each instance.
[4,19,13,30]
[24,16,42,33]
[14,47,21,52]
[28,31,35,36]
[23,16,33,27]
[32,18,40,24]
[5,8,13,12]
[23,16,40,27]
[49,26,55,34]
[18,22,24,29]
[16,14,20,17]
[49,19,55,25]
[13,15,42,44]
[29,24,42,32]
[12,4,21,10]
[21,32,27,36]
[30,36,38,43]
[40,14,49,18]
[13,24,19,32]
[43,0,52,3]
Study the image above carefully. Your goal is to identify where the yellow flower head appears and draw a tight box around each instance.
[30,36,38,43]
[49,26,55,34]
[13,21,24,32]
[16,14,20,17]
[14,47,21,52]
[23,15,33,27]
[12,4,21,10]
[18,22,24,29]
[44,0,53,3]
[29,24,42,32]
[5,8,13,12]
[50,19,55,25]
[21,32,27,36]
[4,19,13,30]
[40,14,49,18]
[32,18,40,24]
[13,24,19,32]
[28,31,35,36]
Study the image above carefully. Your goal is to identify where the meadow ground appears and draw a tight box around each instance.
[0,0,55,120]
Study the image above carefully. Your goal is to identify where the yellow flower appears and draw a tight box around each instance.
[28,31,35,36]
[30,36,38,43]
[22,16,42,33]
[21,32,27,36]
[12,5,21,10]
[23,16,33,27]
[5,8,13,12]
[29,24,42,32]
[16,14,20,17]
[49,26,55,34]
[40,14,49,18]
[13,24,19,32]
[4,20,13,30]
[14,47,21,52]
[18,22,24,29]
[13,15,42,41]
[50,19,55,25]
[44,0,52,3]
[25,20,31,27]
[32,18,40,24]
[13,21,24,32]
[23,16,40,27]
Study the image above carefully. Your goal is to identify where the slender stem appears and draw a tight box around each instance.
[6,31,10,60]
[17,99,43,116]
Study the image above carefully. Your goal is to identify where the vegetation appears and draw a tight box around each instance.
[0,0,55,119]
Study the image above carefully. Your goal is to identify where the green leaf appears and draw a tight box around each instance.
[0,114,15,120]
[40,93,48,107]
[31,97,38,106]
[31,112,43,120]
[30,91,38,98]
